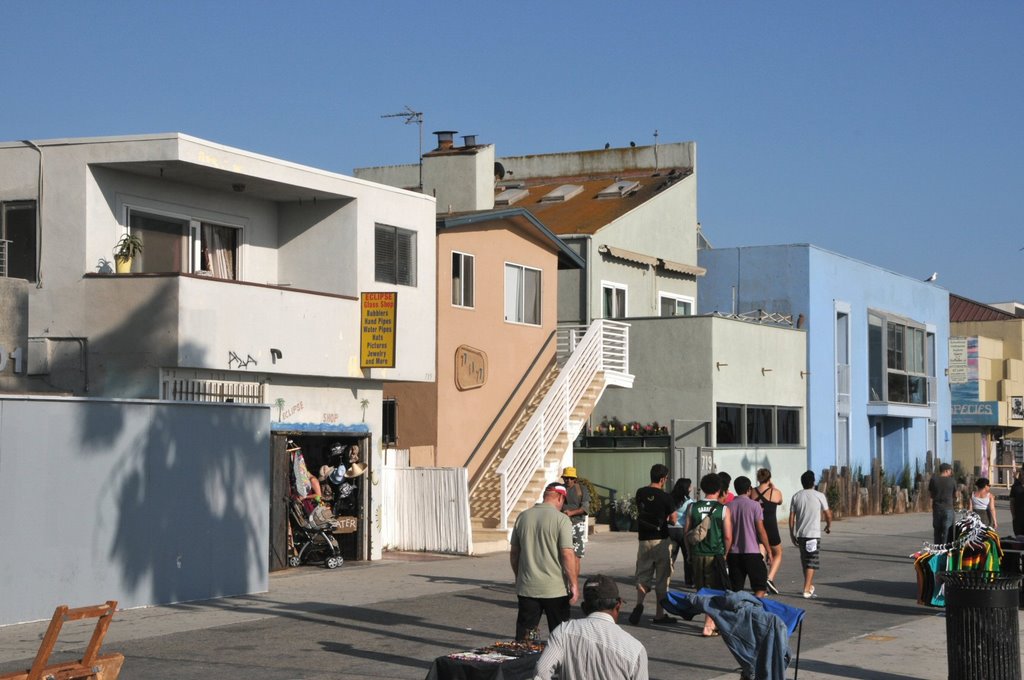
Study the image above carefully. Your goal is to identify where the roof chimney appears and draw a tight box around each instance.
[433,130,457,151]
[462,134,477,148]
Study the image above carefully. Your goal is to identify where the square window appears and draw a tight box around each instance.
[659,293,693,317]
[375,224,417,286]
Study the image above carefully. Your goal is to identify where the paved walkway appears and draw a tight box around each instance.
[0,507,1019,679]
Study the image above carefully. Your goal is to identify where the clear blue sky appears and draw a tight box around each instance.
[4,2,1022,304]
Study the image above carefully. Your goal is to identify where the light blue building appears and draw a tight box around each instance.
[699,244,950,479]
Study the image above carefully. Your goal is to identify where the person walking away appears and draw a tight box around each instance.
[561,466,590,570]
[718,471,735,504]
[751,468,784,593]
[667,478,694,585]
[686,473,732,636]
[1010,470,1024,537]
[533,574,649,680]
[727,476,772,597]
[789,470,832,599]
[971,477,998,529]
[510,482,580,641]
[628,464,677,626]
[928,463,956,544]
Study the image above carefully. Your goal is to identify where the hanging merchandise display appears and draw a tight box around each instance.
[911,512,1003,607]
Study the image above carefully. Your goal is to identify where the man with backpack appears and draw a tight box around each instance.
[685,472,733,637]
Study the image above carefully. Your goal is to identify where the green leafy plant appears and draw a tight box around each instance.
[612,496,638,519]
[579,477,602,516]
[113,233,144,262]
[825,483,841,512]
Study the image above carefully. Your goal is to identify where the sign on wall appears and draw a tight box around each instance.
[360,292,397,368]
[949,336,979,403]
[952,401,999,426]
[948,336,968,384]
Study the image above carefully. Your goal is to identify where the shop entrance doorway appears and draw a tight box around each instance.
[269,431,370,571]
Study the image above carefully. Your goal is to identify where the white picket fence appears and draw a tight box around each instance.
[379,465,472,554]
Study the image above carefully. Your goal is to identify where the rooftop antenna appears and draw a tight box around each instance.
[381,105,424,189]
[653,129,659,171]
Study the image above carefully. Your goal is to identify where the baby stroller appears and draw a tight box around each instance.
[287,497,344,569]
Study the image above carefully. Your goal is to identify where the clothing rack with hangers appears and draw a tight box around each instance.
[911,512,1003,607]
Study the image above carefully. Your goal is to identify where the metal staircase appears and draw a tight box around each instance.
[468,320,632,554]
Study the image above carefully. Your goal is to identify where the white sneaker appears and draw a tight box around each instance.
[803,586,816,599]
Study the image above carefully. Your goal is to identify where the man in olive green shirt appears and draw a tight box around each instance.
[510,482,580,641]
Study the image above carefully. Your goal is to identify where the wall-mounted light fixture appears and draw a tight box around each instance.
[800,370,811,379]
[716,362,728,370]
[761,367,773,376]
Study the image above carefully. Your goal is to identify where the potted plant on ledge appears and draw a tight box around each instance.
[113,233,143,274]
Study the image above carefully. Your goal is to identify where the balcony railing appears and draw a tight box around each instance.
[0,239,9,277]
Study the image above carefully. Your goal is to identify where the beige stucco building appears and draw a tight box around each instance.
[949,294,1024,484]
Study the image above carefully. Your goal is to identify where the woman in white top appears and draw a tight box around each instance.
[971,477,997,529]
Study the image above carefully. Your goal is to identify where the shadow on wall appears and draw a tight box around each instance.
[64,291,272,611]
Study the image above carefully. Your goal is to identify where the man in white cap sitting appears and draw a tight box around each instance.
[532,574,649,680]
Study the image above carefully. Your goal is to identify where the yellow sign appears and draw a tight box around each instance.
[360,292,397,368]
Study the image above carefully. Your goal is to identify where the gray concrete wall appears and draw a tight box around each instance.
[0,395,270,625]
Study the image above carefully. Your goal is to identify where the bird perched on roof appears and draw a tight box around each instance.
[923,272,938,282]
[605,142,610,149]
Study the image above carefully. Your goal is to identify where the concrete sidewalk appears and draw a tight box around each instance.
[0,510,1020,679]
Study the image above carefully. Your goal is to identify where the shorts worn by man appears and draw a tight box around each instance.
[629,464,677,626]
[510,482,580,641]
[789,470,832,599]
[532,574,649,680]
[561,466,590,563]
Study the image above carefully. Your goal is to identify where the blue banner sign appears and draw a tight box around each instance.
[952,401,999,426]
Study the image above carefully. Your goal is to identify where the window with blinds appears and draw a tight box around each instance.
[375,223,417,286]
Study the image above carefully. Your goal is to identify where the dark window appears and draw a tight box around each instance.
[1,201,37,282]
[716,403,802,447]
[747,406,774,445]
[382,398,397,446]
[129,211,187,273]
[375,224,417,286]
[716,404,742,445]
[777,408,800,445]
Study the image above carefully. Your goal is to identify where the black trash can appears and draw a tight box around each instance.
[941,571,1023,680]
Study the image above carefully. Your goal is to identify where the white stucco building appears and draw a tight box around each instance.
[0,133,437,562]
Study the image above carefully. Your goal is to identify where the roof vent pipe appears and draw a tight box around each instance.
[462,134,477,148]
[433,130,457,150]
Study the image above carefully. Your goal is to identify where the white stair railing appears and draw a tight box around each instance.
[495,319,631,530]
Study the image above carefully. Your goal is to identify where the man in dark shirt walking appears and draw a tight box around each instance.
[628,464,677,626]
[928,462,956,544]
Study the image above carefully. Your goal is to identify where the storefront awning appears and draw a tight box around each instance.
[658,258,706,277]
[271,422,370,434]
[598,244,658,267]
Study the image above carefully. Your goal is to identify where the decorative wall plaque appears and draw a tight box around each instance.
[455,345,487,390]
